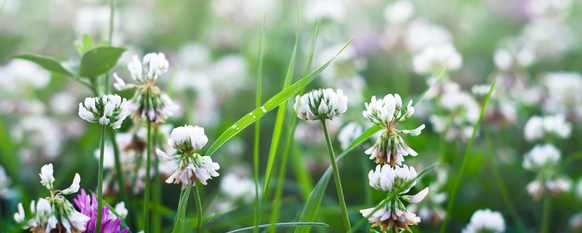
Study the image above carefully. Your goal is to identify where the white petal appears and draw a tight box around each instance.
[409,187,430,203]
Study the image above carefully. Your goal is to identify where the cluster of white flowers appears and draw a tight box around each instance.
[522,144,571,200]
[157,125,220,188]
[524,114,572,142]
[541,72,582,120]
[294,88,348,121]
[114,53,179,123]
[14,164,89,233]
[78,94,130,129]
[462,209,505,233]
[360,92,429,232]
[412,43,462,76]
[429,91,480,142]
[363,94,425,165]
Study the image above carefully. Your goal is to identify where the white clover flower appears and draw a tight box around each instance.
[78,94,129,129]
[114,52,179,123]
[412,43,462,75]
[156,125,220,188]
[524,114,572,142]
[522,144,561,171]
[219,169,257,203]
[368,164,418,194]
[542,72,582,120]
[20,198,59,232]
[338,122,364,151]
[383,0,414,24]
[61,174,81,195]
[462,209,505,233]
[360,200,422,232]
[363,94,425,165]
[294,88,348,121]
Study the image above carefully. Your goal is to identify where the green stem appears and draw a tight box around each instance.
[541,195,551,233]
[320,120,351,231]
[103,0,115,93]
[484,126,526,233]
[109,130,135,229]
[253,17,265,233]
[152,127,161,232]
[195,184,203,233]
[96,125,107,233]
[144,120,152,232]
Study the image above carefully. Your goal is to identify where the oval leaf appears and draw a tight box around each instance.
[10,54,73,76]
[79,46,126,78]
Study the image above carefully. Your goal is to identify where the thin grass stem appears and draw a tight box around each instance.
[144,120,152,232]
[96,125,107,233]
[109,130,135,229]
[195,184,203,233]
[541,195,551,233]
[253,16,265,233]
[320,119,351,231]
[439,81,496,233]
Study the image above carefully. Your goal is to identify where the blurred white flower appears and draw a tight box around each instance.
[157,125,220,188]
[527,176,572,200]
[429,90,480,142]
[338,122,364,150]
[527,0,572,21]
[219,168,257,204]
[412,43,462,75]
[462,209,505,233]
[523,114,572,142]
[0,165,12,198]
[294,88,348,121]
[383,0,414,24]
[304,0,346,23]
[0,60,50,93]
[114,202,128,220]
[78,94,130,129]
[61,173,81,195]
[522,144,560,171]
[542,72,582,120]
[405,19,452,52]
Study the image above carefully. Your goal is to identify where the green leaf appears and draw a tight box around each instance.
[172,184,192,233]
[79,46,126,78]
[10,54,73,76]
[205,39,353,157]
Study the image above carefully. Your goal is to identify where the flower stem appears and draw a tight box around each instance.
[320,119,351,231]
[96,125,107,233]
[541,194,551,233]
[143,120,152,232]
[195,184,203,233]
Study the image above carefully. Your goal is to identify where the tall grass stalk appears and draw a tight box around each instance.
[96,125,107,233]
[252,16,265,233]
[144,120,152,232]
[195,184,203,232]
[541,195,551,233]
[484,124,526,233]
[320,119,351,231]
[439,81,496,233]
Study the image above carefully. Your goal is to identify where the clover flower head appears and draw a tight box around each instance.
[412,43,462,75]
[524,114,572,142]
[78,94,130,129]
[462,209,505,233]
[74,189,130,233]
[360,200,422,233]
[294,88,348,121]
[522,144,561,171]
[527,176,572,200]
[156,125,220,188]
[114,52,178,123]
[16,164,89,233]
[368,164,418,194]
[429,90,479,142]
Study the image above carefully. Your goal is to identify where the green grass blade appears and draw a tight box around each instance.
[226,222,328,233]
[267,12,300,229]
[439,81,497,233]
[253,15,266,233]
[205,39,353,157]
[295,125,381,233]
[172,184,193,233]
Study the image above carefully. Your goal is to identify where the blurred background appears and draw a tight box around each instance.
[2,0,582,232]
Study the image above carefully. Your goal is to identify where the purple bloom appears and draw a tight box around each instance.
[74,189,129,233]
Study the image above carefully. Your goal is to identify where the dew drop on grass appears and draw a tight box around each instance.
[261,106,267,113]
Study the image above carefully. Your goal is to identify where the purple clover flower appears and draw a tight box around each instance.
[74,189,129,233]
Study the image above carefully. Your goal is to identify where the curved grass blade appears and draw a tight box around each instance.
[205,39,353,157]
[439,81,497,233]
[172,184,193,233]
[226,222,328,233]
